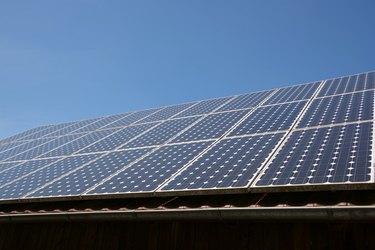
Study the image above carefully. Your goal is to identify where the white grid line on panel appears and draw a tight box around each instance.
[35,129,122,159]
[0,153,99,191]
[79,95,238,195]
[248,80,327,191]
[0,137,61,163]
[0,126,54,144]
[154,88,280,194]
[0,162,25,175]
[20,154,111,199]
[314,88,375,100]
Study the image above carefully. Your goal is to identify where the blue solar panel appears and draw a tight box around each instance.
[318,72,375,97]
[14,122,77,141]
[88,141,213,194]
[175,97,232,118]
[172,110,250,143]
[298,91,374,128]
[255,122,373,187]
[100,108,161,129]
[0,71,374,201]
[28,148,152,197]
[44,118,103,138]
[70,113,131,134]
[121,117,200,149]
[0,154,103,200]
[217,91,273,112]
[0,158,59,187]
[4,134,83,162]
[229,101,307,136]
[264,82,320,105]
[135,103,195,123]
[0,125,53,144]
[78,123,157,154]
[161,133,284,191]
[0,141,30,154]
[38,129,118,158]
[0,138,54,162]
[0,162,23,172]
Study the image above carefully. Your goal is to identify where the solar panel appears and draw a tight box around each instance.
[0,70,374,203]
[217,91,274,112]
[13,122,77,141]
[0,162,24,173]
[38,129,118,158]
[318,72,375,97]
[4,134,83,162]
[263,81,320,105]
[254,122,373,189]
[0,138,55,162]
[100,108,161,129]
[229,101,307,136]
[297,91,374,128]
[135,103,196,123]
[160,133,284,192]
[0,158,60,188]
[174,97,233,118]
[121,117,200,149]
[171,110,250,143]
[78,123,157,154]
[44,118,103,138]
[0,125,53,145]
[70,113,131,134]
[28,148,153,197]
[87,141,213,194]
[0,140,32,154]
[0,154,103,200]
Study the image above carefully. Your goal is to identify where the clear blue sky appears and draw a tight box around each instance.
[1,0,374,139]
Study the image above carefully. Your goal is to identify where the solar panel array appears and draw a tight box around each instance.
[0,71,374,203]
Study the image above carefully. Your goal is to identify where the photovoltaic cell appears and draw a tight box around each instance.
[39,129,118,158]
[0,141,30,154]
[263,82,320,105]
[318,72,375,97]
[298,91,374,128]
[175,97,232,118]
[0,162,23,173]
[0,125,52,144]
[161,133,284,191]
[255,122,373,187]
[0,138,54,162]
[28,148,152,197]
[0,71,374,200]
[135,103,195,123]
[217,91,273,112]
[100,108,161,129]
[0,158,60,187]
[172,110,250,143]
[0,154,103,200]
[44,118,102,137]
[71,114,131,134]
[121,117,200,149]
[16,122,76,141]
[229,101,307,136]
[88,141,212,194]
[4,134,83,162]
[78,123,157,154]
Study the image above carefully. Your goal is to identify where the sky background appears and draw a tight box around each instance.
[0,0,374,139]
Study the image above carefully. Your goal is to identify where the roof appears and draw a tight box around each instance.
[0,71,375,222]
[2,190,375,222]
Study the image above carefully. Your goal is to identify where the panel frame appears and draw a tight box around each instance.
[153,79,325,197]
[249,79,375,193]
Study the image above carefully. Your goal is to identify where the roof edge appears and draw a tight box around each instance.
[2,206,375,223]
